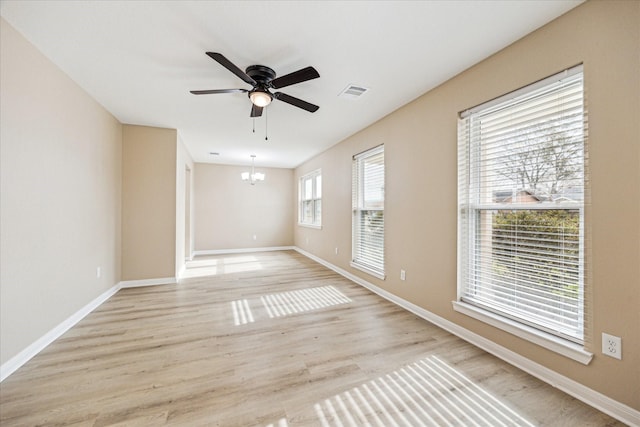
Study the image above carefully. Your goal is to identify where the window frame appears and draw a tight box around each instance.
[351,145,385,280]
[298,169,322,229]
[455,65,592,364]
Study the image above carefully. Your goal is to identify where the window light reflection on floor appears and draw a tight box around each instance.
[261,286,352,318]
[231,286,352,326]
[231,299,255,326]
[182,255,263,278]
[264,419,288,427]
[314,355,535,427]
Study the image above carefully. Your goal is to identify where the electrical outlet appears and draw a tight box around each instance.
[400,269,406,281]
[602,333,622,360]
[335,247,339,255]
[96,267,101,279]
[253,234,257,241]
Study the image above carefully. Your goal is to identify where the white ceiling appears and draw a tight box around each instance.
[0,0,582,168]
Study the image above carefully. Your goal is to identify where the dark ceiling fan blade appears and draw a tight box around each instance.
[190,89,248,95]
[250,104,263,118]
[273,92,319,112]
[206,52,256,86]
[271,66,320,89]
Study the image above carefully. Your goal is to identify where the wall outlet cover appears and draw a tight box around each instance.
[602,333,622,360]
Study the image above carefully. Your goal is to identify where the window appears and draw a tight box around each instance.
[457,65,586,346]
[299,169,322,227]
[352,145,385,279]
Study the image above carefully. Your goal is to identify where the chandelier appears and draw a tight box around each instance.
[241,155,265,185]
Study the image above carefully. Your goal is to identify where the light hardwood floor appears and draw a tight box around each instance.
[0,251,624,426]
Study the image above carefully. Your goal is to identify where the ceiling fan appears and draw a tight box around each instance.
[190,52,320,118]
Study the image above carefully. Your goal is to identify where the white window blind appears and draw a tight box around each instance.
[352,145,385,278]
[299,170,322,227]
[458,65,586,343]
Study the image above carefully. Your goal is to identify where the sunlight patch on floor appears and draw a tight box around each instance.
[183,255,262,278]
[230,286,352,326]
[264,419,288,427]
[314,355,535,427]
[261,286,352,318]
[231,299,255,326]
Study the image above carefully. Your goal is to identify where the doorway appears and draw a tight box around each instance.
[185,166,192,261]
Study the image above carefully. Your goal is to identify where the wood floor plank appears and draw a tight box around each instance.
[0,251,624,426]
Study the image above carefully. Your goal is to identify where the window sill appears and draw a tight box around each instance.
[350,262,385,281]
[452,301,593,365]
[298,223,322,230]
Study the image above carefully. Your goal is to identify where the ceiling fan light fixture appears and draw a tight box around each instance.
[249,90,272,107]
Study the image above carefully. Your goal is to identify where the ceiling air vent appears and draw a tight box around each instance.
[339,84,369,100]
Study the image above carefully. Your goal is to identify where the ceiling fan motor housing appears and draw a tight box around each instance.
[246,65,276,86]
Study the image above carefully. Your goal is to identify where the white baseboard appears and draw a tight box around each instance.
[0,283,120,382]
[119,276,177,288]
[293,247,640,427]
[193,246,295,256]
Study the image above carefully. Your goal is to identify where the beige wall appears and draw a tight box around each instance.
[194,163,294,251]
[0,19,123,364]
[294,0,639,410]
[121,125,177,281]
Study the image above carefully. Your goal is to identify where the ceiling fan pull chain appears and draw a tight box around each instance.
[252,118,255,133]
[265,107,268,141]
